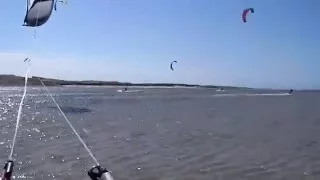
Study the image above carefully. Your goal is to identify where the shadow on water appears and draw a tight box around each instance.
[47,106,92,114]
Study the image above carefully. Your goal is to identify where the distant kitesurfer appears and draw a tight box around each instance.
[289,89,293,94]
[123,87,128,92]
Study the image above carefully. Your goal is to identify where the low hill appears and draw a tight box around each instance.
[0,75,248,89]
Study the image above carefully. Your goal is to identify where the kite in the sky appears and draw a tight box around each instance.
[23,0,55,27]
[170,61,177,71]
[242,8,254,23]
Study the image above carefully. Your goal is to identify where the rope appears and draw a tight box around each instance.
[8,64,31,160]
[39,79,100,165]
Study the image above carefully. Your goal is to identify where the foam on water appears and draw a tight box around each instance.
[117,89,144,93]
[212,93,291,97]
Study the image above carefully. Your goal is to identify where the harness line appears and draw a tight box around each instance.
[8,64,31,160]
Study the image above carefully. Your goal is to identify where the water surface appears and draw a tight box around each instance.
[0,87,319,180]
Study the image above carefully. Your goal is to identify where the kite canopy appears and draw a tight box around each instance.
[170,61,177,71]
[23,0,54,27]
[242,8,254,23]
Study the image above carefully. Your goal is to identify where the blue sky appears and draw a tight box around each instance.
[0,0,319,89]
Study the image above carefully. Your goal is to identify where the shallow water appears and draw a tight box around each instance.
[0,86,319,180]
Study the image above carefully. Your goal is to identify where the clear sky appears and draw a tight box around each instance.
[1,0,319,89]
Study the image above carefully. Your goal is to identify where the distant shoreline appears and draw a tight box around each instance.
[0,74,249,90]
